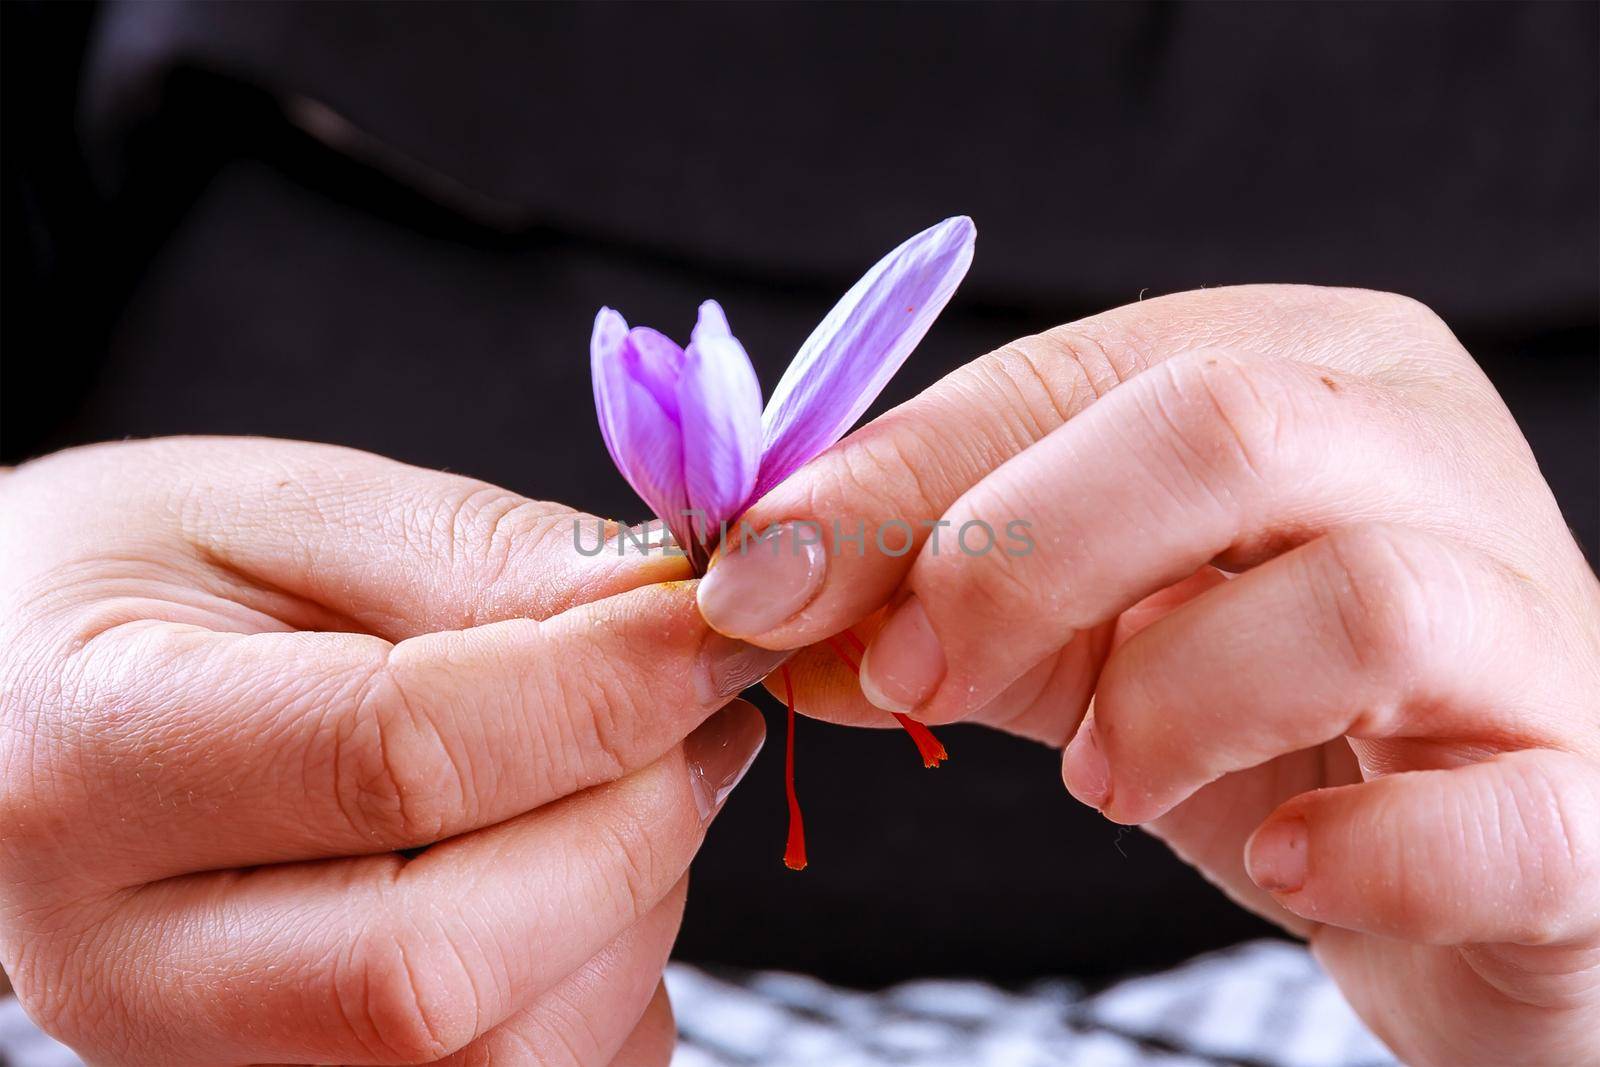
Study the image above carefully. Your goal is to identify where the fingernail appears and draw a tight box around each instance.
[685,699,766,821]
[697,521,827,637]
[859,596,946,713]
[1062,721,1111,809]
[1246,817,1308,893]
[697,632,792,703]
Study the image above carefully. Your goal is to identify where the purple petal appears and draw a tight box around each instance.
[692,298,732,340]
[677,300,763,540]
[591,307,692,547]
[755,216,976,499]
[625,326,686,416]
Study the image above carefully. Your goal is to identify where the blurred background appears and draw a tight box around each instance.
[3,0,1596,1005]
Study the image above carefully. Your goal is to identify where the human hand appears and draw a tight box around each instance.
[0,437,779,1066]
[696,286,1600,1066]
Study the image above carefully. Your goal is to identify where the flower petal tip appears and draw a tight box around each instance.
[695,299,732,338]
[942,214,977,239]
[753,215,979,499]
[591,306,629,349]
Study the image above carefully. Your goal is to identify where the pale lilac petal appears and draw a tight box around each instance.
[755,216,976,499]
[625,326,685,416]
[591,307,691,546]
[678,300,763,539]
[590,307,632,470]
[692,298,732,339]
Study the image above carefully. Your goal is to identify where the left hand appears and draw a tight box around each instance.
[696,285,1600,1067]
[0,438,772,1067]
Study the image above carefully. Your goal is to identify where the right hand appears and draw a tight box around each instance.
[0,437,778,1066]
[696,285,1600,1067]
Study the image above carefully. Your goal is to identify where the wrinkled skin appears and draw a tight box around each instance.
[0,439,775,1066]
[703,286,1600,1067]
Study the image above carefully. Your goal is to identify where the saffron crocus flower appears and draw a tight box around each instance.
[589,215,976,870]
[591,215,976,571]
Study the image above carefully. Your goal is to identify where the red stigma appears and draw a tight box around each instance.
[779,665,807,871]
[776,631,950,871]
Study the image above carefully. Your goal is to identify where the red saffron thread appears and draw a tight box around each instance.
[777,632,950,871]
[892,714,949,768]
[823,634,860,672]
[779,665,807,871]
[823,633,948,769]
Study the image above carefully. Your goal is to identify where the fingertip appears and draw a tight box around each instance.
[1245,816,1309,894]
[858,595,945,713]
[695,522,827,639]
[697,632,792,703]
[856,661,912,714]
[684,699,766,823]
[1061,719,1112,810]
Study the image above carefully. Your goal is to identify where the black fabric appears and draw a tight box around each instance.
[3,0,1596,985]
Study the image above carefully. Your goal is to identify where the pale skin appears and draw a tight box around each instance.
[3,285,1595,1065]
[0,439,783,1066]
[697,285,1600,1067]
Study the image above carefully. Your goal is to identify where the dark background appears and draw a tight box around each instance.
[4,1,1596,987]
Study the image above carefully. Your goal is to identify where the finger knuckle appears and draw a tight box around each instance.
[831,421,946,523]
[600,824,669,929]
[1143,351,1312,494]
[542,654,636,792]
[950,326,1142,456]
[1249,284,1448,339]
[393,479,578,631]
[1502,754,1600,945]
[332,912,482,1063]
[528,606,659,795]
[590,785,678,927]
[800,326,1137,525]
[1303,287,1470,378]
[1352,784,1463,944]
[928,515,1042,625]
[741,418,924,537]
[1343,288,1453,341]
[966,333,1106,442]
[1036,324,1146,401]
[332,657,468,848]
[433,486,553,594]
[1312,525,1465,697]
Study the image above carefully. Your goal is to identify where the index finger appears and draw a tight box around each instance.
[13,436,688,640]
[694,285,1469,650]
